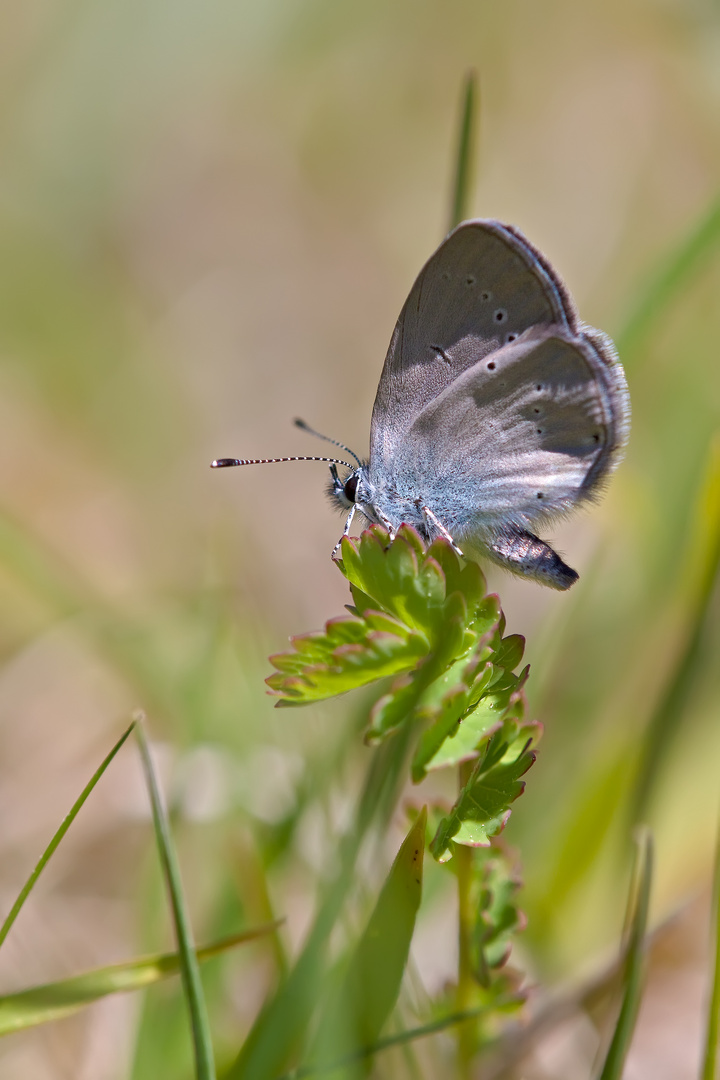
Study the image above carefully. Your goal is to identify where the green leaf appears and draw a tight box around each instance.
[618,196,720,361]
[306,809,426,1072]
[631,435,720,821]
[267,528,515,747]
[273,1007,494,1080]
[135,718,216,1080]
[472,848,525,978]
[0,925,279,1036]
[225,723,417,1080]
[414,666,529,779]
[701,812,720,1080]
[431,737,537,863]
[596,829,653,1080]
[0,722,135,952]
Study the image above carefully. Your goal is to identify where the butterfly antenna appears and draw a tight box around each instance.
[211,455,355,469]
[294,418,362,468]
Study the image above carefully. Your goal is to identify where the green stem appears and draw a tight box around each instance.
[455,760,475,1076]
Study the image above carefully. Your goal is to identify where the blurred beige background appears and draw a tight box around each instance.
[1,1,719,1077]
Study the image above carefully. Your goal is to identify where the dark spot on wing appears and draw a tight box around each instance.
[430,344,452,366]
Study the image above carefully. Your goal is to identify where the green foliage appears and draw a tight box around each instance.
[269,525,537,865]
[597,830,653,1080]
[3,14,720,1076]
[0,927,279,1037]
[307,810,426,1074]
[470,846,525,988]
[0,722,135,953]
[135,719,216,1080]
[701,812,720,1080]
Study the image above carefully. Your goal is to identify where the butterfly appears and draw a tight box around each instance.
[214,220,630,589]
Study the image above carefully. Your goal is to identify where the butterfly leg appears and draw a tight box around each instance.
[331,506,356,559]
[488,527,578,590]
[375,509,396,542]
[417,503,465,557]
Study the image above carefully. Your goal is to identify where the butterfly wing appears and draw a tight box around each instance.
[375,325,629,536]
[369,219,579,470]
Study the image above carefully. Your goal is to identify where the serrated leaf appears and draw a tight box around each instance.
[415,666,529,780]
[267,527,507,732]
[493,634,525,672]
[421,700,504,775]
[431,742,536,863]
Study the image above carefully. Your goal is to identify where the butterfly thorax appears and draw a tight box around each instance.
[331,464,453,542]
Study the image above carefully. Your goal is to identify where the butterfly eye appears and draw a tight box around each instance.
[344,475,359,503]
[487,360,496,371]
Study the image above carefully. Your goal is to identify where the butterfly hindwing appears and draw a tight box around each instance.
[370,327,628,533]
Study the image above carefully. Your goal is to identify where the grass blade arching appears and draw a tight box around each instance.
[0,721,135,952]
[596,828,653,1080]
[135,716,216,1080]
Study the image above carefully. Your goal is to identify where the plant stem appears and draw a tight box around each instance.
[456,760,475,1077]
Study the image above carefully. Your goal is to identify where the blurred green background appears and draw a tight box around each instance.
[1,0,719,1076]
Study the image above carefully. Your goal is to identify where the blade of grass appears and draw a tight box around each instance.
[276,1007,490,1080]
[477,903,687,1080]
[700,810,720,1080]
[455,760,476,1078]
[448,71,477,232]
[224,721,415,1080]
[134,715,215,1080]
[448,75,479,1067]
[0,721,135,951]
[596,828,653,1080]
[631,434,720,823]
[306,809,426,1070]
[0,923,281,1036]
[618,196,720,360]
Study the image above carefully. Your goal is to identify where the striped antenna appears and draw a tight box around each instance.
[211,455,356,469]
[294,418,362,467]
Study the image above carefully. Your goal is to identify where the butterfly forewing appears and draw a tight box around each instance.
[369,220,579,468]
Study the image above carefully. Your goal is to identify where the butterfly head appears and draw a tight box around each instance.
[328,464,365,511]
